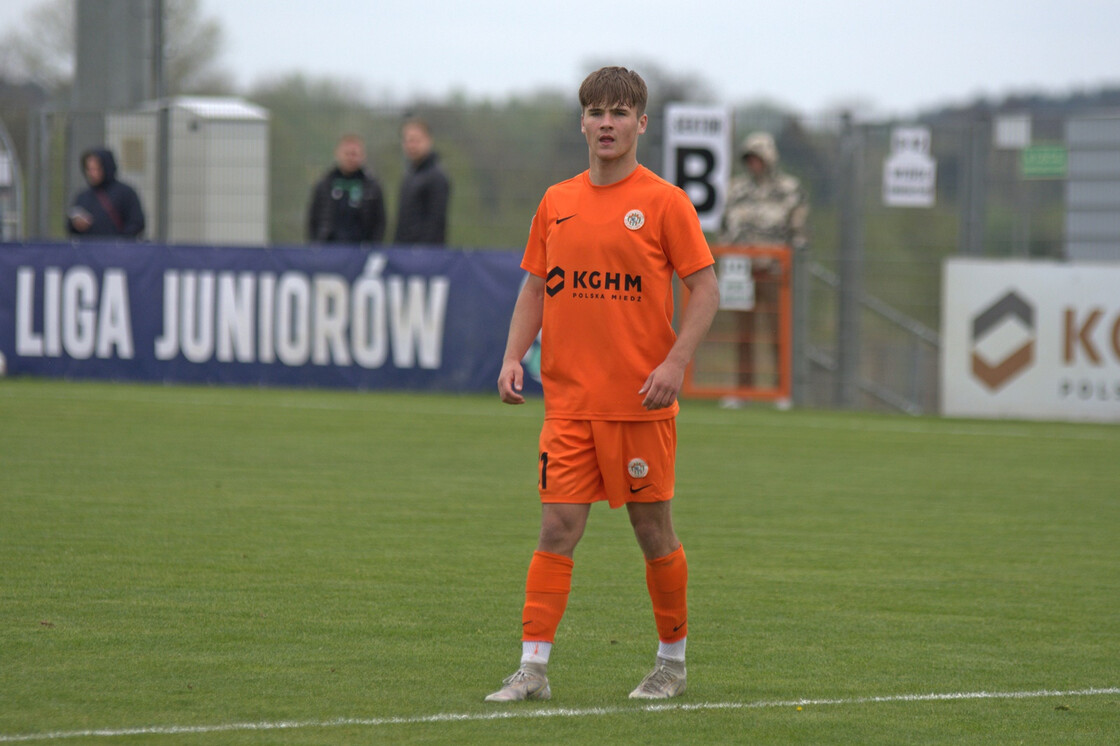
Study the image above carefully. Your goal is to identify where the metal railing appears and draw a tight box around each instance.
[805,261,940,415]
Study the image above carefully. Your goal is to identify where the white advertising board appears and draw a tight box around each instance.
[941,258,1120,422]
[662,104,731,232]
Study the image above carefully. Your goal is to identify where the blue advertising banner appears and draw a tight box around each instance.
[0,242,541,394]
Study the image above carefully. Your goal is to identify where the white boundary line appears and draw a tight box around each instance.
[2,687,1116,742]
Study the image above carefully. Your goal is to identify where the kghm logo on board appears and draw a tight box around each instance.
[970,291,1034,391]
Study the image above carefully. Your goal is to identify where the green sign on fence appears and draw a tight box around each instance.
[1021,145,1068,179]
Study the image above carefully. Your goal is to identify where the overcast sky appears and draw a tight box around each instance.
[3,0,1119,116]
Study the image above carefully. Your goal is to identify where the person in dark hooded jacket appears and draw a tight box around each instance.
[67,148,146,239]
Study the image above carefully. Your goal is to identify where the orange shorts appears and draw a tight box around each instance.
[537,418,676,509]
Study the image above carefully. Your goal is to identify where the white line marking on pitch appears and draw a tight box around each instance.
[1,687,1116,743]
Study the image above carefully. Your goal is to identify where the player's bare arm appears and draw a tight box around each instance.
[498,274,546,405]
[640,265,719,410]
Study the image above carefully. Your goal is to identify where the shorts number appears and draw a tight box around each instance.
[539,451,548,490]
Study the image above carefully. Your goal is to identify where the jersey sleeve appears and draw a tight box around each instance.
[521,192,551,278]
[661,187,715,279]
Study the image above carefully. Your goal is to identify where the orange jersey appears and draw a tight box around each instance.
[522,165,714,421]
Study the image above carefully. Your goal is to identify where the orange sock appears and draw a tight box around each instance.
[645,544,688,643]
[521,550,573,643]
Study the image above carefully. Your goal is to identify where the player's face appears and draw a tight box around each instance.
[581,102,647,163]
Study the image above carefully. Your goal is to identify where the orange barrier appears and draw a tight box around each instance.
[682,245,792,403]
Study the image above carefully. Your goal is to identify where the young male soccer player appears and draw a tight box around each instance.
[487,66,720,702]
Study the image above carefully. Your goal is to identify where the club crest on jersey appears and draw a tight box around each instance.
[624,209,645,231]
[627,458,649,479]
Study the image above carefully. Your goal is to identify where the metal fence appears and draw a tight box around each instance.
[796,112,1080,414]
[14,101,1111,413]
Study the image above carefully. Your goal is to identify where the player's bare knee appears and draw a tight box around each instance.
[537,510,586,554]
[628,512,677,558]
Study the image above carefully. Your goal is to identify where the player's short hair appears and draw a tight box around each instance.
[578,67,648,117]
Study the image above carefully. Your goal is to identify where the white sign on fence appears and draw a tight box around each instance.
[941,258,1120,422]
[662,103,731,231]
[717,253,754,311]
[883,126,936,207]
[993,113,1032,149]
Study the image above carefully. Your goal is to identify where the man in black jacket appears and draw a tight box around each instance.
[67,148,145,239]
[307,134,387,244]
[393,118,450,245]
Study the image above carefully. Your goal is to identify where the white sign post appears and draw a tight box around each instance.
[662,104,731,231]
[883,126,936,207]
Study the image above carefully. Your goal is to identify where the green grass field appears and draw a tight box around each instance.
[1,378,1117,744]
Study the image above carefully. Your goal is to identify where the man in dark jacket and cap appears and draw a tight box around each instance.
[67,148,146,238]
[393,118,450,245]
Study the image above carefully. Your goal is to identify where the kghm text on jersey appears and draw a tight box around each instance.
[546,266,642,294]
[571,270,641,293]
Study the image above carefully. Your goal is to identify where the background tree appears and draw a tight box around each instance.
[163,0,233,94]
[0,0,232,96]
[0,0,74,92]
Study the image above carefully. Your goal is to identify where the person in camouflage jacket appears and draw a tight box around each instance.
[719,131,807,248]
[717,131,807,405]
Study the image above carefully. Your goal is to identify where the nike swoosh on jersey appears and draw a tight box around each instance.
[555,214,576,224]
